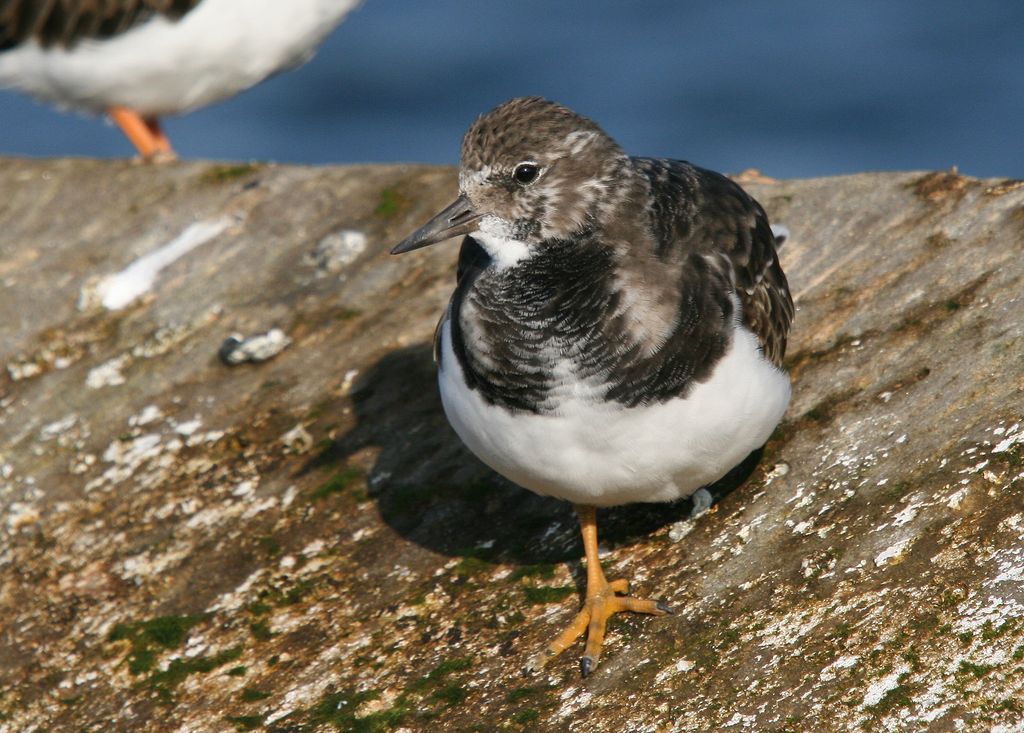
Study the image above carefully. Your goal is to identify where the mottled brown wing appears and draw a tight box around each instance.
[635,157,794,367]
[0,0,200,50]
[725,197,794,367]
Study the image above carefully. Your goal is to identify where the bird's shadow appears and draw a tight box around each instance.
[300,344,763,567]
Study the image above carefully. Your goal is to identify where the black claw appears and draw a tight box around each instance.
[657,599,674,614]
[580,656,594,678]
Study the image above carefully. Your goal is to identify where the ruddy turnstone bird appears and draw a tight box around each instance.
[0,0,359,161]
[393,97,794,677]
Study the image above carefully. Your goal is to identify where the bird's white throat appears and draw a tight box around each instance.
[471,217,533,270]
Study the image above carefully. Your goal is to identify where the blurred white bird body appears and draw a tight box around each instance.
[0,0,359,157]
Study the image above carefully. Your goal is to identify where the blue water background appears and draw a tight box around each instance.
[1,1,1022,178]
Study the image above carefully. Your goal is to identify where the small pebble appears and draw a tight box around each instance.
[219,329,291,365]
[281,424,314,454]
[309,229,367,274]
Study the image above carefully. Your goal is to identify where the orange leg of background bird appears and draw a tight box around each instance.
[108,106,177,162]
[526,505,670,677]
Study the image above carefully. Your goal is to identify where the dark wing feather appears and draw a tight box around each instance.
[635,157,794,367]
[0,0,200,50]
[434,235,490,364]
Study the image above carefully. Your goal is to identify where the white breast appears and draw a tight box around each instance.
[437,319,791,507]
[0,0,358,115]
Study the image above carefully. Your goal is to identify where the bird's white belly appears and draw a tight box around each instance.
[438,320,791,507]
[0,0,357,115]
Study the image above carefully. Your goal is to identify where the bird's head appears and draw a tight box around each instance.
[392,97,631,263]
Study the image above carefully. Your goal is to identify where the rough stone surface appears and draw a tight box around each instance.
[0,158,1022,732]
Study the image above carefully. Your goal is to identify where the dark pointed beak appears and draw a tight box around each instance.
[391,195,482,254]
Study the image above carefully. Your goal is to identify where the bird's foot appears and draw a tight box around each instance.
[689,487,714,518]
[145,149,178,164]
[109,107,177,163]
[129,149,178,165]
[525,578,670,677]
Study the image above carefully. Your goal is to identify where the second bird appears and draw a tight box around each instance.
[0,0,359,160]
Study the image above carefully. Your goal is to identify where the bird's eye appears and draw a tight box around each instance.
[513,162,540,185]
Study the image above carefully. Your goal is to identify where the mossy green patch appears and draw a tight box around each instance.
[410,657,473,692]
[453,556,493,577]
[1002,442,1023,470]
[512,709,541,725]
[201,164,258,184]
[33,529,56,550]
[775,715,808,733]
[509,563,557,581]
[507,686,544,704]
[108,614,209,675]
[256,535,282,558]
[279,577,316,606]
[505,683,557,726]
[248,600,272,617]
[240,686,272,702]
[333,656,472,721]
[720,628,740,645]
[226,665,247,677]
[680,622,733,671]
[126,648,158,675]
[431,682,468,707]
[995,697,1022,714]
[981,618,1016,640]
[909,613,940,633]
[940,591,962,609]
[310,467,364,501]
[250,620,276,642]
[957,660,994,679]
[881,482,914,502]
[407,591,430,607]
[866,678,913,715]
[227,714,265,731]
[303,687,409,732]
[334,307,362,321]
[146,645,243,703]
[375,188,407,219]
[522,585,575,604]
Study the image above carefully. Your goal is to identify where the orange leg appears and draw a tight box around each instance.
[526,505,671,677]
[108,106,177,162]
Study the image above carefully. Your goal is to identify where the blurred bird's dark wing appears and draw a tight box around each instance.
[433,235,490,364]
[0,0,201,50]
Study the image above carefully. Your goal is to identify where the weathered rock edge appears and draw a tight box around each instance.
[0,159,1022,732]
